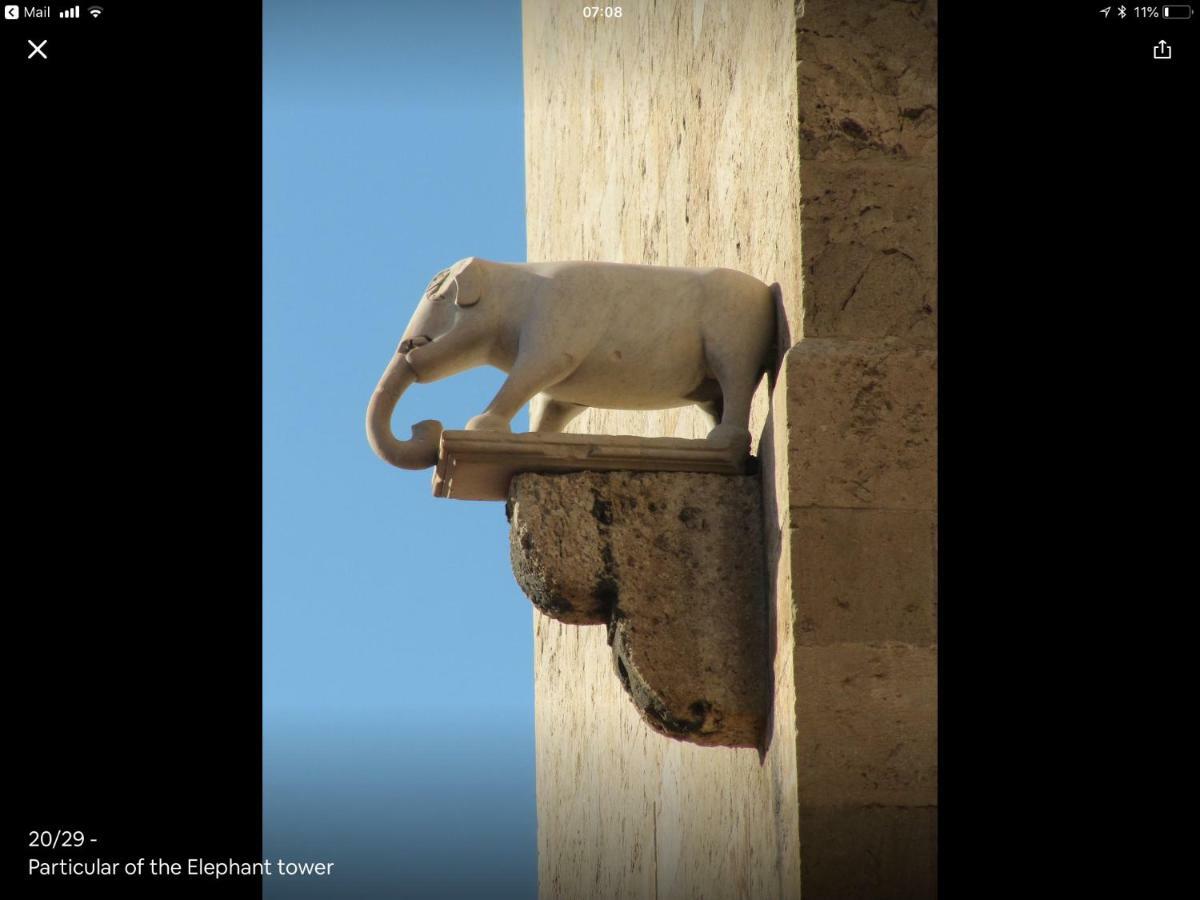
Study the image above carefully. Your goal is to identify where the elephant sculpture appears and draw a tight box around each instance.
[366,257,776,470]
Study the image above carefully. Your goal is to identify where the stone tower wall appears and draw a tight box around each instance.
[522,1,936,896]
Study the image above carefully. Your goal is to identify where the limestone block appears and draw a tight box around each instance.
[799,162,936,345]
[790,640,937,898]
[786,339,936,511]
[795,1,937,349]
[793,643,937,809]
[800,805,937,900]
[509,471,769,748]
[796,0,938,164]
[791,507,937,646]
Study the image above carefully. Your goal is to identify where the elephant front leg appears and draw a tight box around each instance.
[465,352,579,432]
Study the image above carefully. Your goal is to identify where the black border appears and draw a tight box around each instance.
[7,4,263,896]
[940,3,1194,892]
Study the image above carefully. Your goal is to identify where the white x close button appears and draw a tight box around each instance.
[27,39,47,59]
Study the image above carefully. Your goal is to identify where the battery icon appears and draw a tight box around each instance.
[1163,5,1192,17]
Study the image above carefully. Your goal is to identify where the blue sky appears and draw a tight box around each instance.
[263,1,534,895]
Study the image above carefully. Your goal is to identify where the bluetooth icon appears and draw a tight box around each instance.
[1118,5,1127,16]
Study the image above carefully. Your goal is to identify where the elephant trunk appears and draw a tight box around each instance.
[366,352,443,469]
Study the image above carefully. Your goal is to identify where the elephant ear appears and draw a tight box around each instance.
[426,257,485,307]
[424,267,453,299]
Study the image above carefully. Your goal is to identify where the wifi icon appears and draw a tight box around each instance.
[87,5,102,17]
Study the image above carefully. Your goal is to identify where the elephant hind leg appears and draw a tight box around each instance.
[530,395,588,433]
[704,351,761,454]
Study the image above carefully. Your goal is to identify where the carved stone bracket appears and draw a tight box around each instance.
[506,469,769,748]
[431,430,750,501]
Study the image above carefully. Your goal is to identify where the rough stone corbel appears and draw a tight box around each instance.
[506,469,769,748]
[425,430,771,748]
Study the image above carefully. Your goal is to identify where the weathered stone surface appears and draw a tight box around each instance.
[786,338,937,510]
[780,331,938,896]
[796,1,937,347]
[800,162,936,345]
[793,643,937,809]
[796,0,938,164]
[509,471,769,748]
[508,474,617,625]
[800,805,937,900]
[791,507,937,646]
[435,430,750,502]
[788,7,938,891]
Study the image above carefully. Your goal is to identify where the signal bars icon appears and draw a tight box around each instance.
[59,4,79,16]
